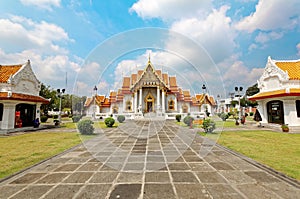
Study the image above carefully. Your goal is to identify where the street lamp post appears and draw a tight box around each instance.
[235,86,243,120]
[93,86,97,120]
[202,84,207,114]
[57,88,65,124]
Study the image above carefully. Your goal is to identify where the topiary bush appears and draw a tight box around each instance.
[249,112,254,116]
[117,115,125,123]
[77,120,94,135]
[53,115,59,119]
[72,115,81,123]
[40,115,48,123]
[175,114,181,122]
[202,118,216,133]
[183,116,194,126]
[105,117,115,127]
[219,113,229,121]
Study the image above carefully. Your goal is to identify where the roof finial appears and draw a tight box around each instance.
[148,53,151,63]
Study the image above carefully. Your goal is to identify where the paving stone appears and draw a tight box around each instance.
[175,184,211,199]
[10,173,46,184]
[117,172,143,183]
[183,155,203,162]
[146,162,168,171]
[0,185,25,199]
[205,184,243,199]
[261,182,300,198]
[53,164,81,172]
[31,163,60,172]
[109,184,141,199]
[145,172,170,183]
[171,172,199,183]
[189,163,216,172]
[63,172,94,183]
[89,172,118,183]
[168,163,191,171]
[75,184,111,199]
[144,184,175,199]
[210,162,235,170]
[196,172,227,183]
[220,170,256,184]
[123,163,144,171]
[237,184,280,199]
[10,185,53,199]
[43,185,82,199]
[77,162,102,171]
[244,171,280,183]
[37,173,69,184]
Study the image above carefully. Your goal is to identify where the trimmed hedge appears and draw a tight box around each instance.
[202,118,216,133]
[72,115,81,123]
[77,120,94,135]
[40,115,48,123]
[183,116,194,126]
[117,115,125,123]
[175,114,181,122]
[105,117,115,127]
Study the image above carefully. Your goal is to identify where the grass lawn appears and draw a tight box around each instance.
[0,132,81,179]
[216,130,300,180]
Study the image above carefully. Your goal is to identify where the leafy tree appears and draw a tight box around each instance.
[246,83,259,96]
[39,84,59,115]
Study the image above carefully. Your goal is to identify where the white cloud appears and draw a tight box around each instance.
[171,5,236,63]
[297,43,300,56]
[236,0,300,32]
[0,16,71,54]
[20,0,61,11]
[255,31,283,44]
[219,55,264,90]
[130,0,211,21]
[0,48,80,90]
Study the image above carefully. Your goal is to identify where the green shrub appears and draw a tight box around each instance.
[77,120,94,135]
[249,112,254,116]
[40,115,48,123]
[175,114,181,122]
[219,113,229,121]
[72,115,81,123]
[202,118,216,133]
[53,115,59,119]
[117,115,125,123]
[183,116,194,126]
[105,117,115,127]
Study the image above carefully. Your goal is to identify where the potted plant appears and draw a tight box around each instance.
[281,124,289,132]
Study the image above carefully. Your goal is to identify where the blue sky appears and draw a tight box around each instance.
[0,0,299,97]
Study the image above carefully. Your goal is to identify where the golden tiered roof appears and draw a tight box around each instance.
[275,61,300,80]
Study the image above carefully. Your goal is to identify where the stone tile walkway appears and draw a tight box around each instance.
[0,120,299,199]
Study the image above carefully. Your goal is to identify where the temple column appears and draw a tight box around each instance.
[157,86,160,111]
[174,96,177,111]
[134,91,137,113]
[1,103,16,130]
[162,89,165,113]
[123,97,126,113]
[139,88,142,112]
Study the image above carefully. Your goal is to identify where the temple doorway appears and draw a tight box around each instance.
[145,93,155,112]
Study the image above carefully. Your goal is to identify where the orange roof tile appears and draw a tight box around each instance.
[275,61,300,80]
[0,65,22,83]
[162,73,169,85]
[102,97,111,107]
[156,70,162,78]
[183,90,190,97]
[169,76,177,87]
[249,88,300,100]
[131,74,137,85]
[95,95,105,104]
[0,92,49,104]
[84,97,92,107]
[122,77,131,88]
[137,70,143,78]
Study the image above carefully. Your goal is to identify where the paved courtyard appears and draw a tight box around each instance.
[0,120,299,199]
